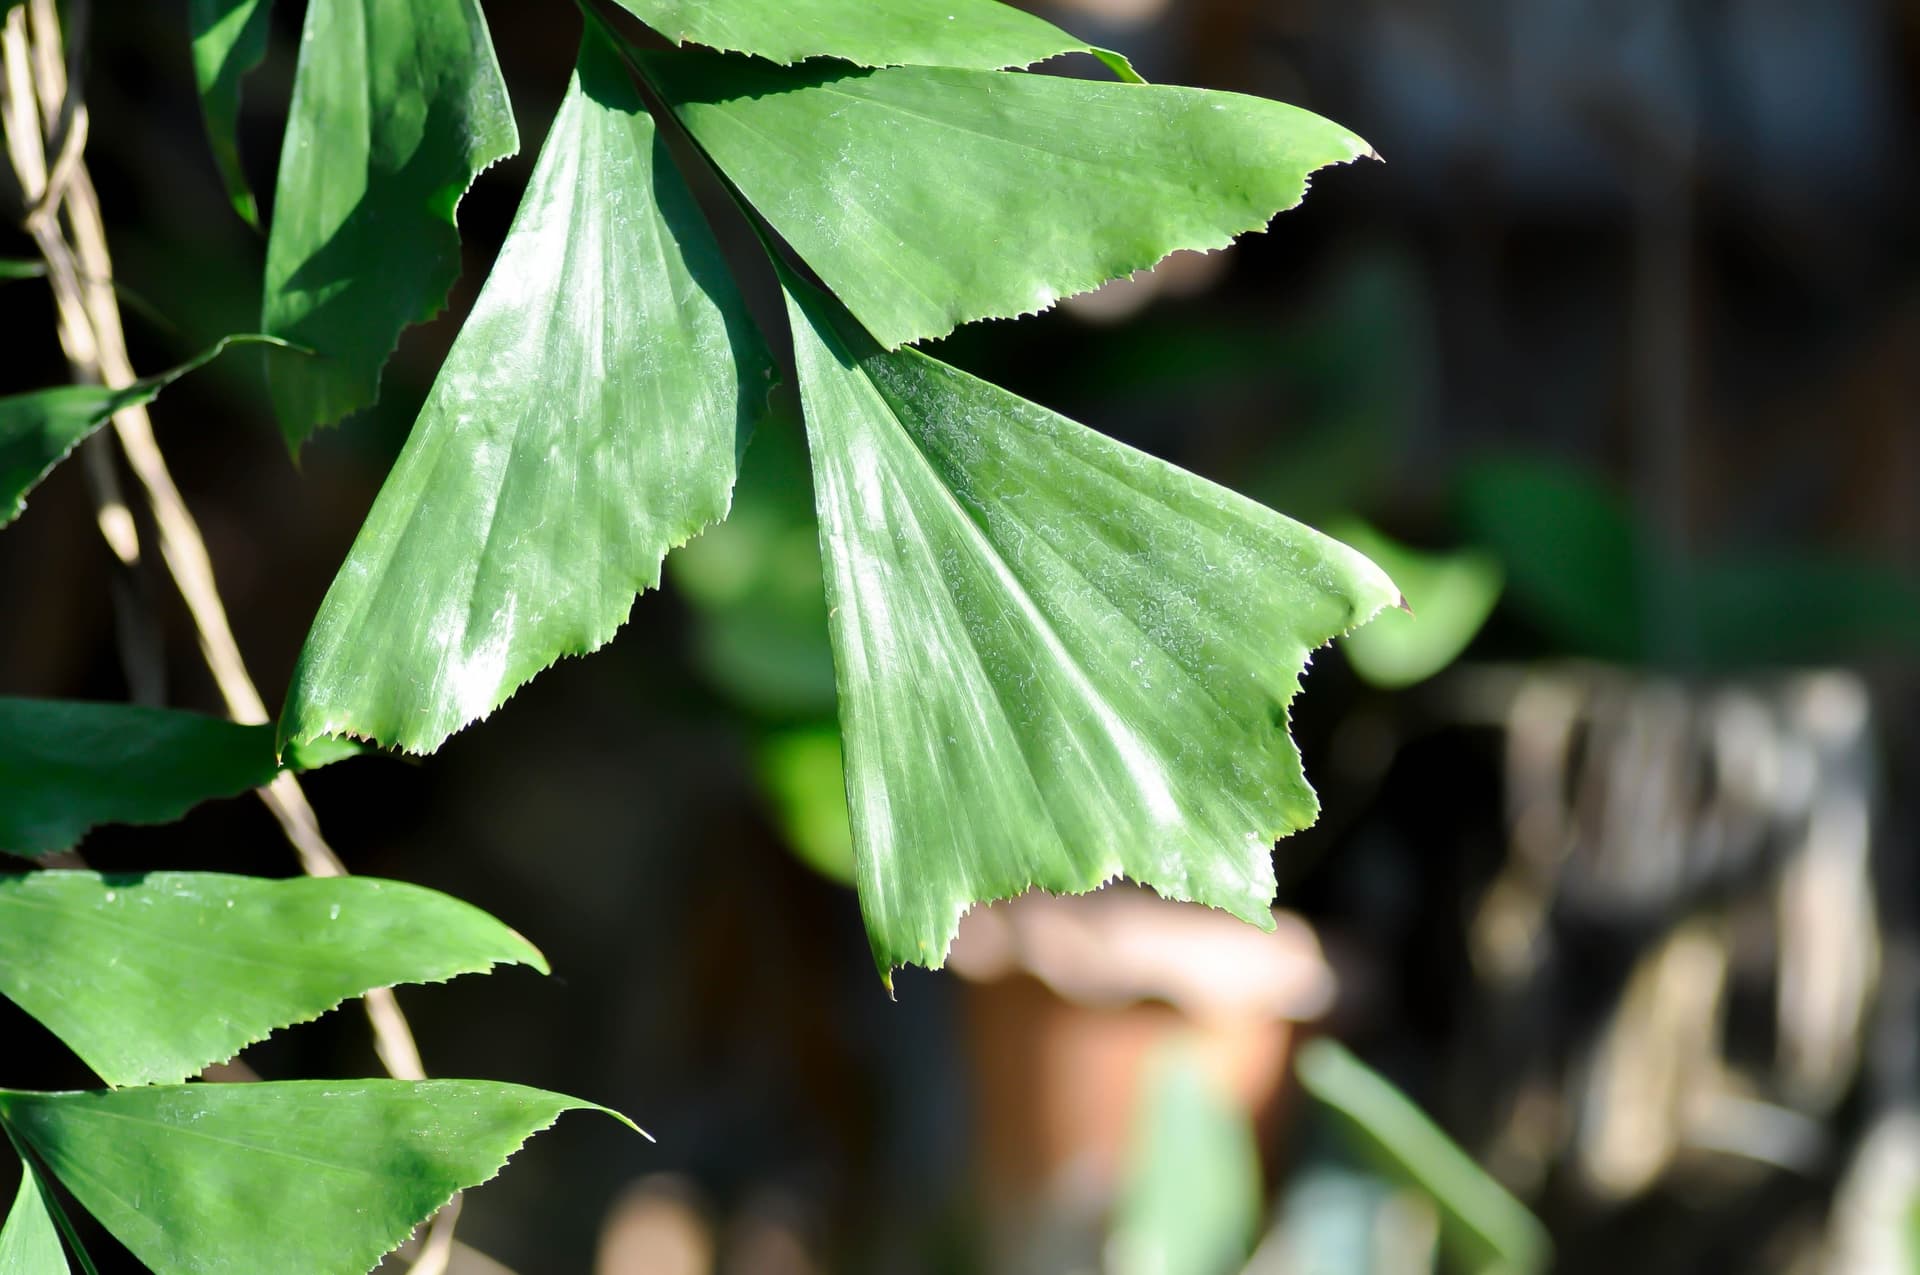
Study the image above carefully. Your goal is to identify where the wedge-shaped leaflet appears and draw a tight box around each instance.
[0,337,272,528]
[610,0,1137,79]
[783,279,1398,977]
[0,699,352,856]
[189,0,274,227]
[0,871,543,1087]
[643,53,1371,349]
[0,1081,632,1275]
[262,0,515,446]
[282,30,770,754]
[0,1164,67,1275]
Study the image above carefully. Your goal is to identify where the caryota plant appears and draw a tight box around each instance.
[0,0,1396,1268]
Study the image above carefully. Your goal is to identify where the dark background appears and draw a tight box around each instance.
[2,1,1916,1271]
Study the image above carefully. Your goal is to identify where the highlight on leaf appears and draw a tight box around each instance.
[609,0,1140,81]
[639,49,1374,349]
[279,25,773,756]
[779,271,1399,979]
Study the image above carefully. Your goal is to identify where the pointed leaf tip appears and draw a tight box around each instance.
[1,336,291,530]
[189,0,275,228]
[0,1161,69,1274]
[646,53,1373,349]
[0,1081,628,1275]
[0,872,547,1087]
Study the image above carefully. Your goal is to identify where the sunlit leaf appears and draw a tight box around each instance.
[0,336,280,529]
[609,0,1138,80]
[1330,521,1501,689]
[0,1162,67,1275]
[0,699,357,857]
[0,1082,634,1275]
[783,276,1399,978]
[1297,1038,1552,1275]
[0,871,543,1087]
[641,51,1371,349]
[281,28,771,755]
[262,0,516,446]
[189,0,275,227]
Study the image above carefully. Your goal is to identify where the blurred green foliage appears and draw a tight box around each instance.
[1296,1039,1552,1275]
[1109,1044,1264,1275]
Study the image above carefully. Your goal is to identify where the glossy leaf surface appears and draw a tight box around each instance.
[282,29,771,754]
[0,871,543,1087]
[262,0,516,446]
[610,0,1137,79]
[189,0,274,226]
[784,278,1399,977]
[0,1082,630,1275]
[0,1164,67,1275]
[643,52,1370,349]
[0,338,269,528]
[0,699,352,856]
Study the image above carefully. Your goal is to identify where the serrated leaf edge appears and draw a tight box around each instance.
[880,583,1397,988]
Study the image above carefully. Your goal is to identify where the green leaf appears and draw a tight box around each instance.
[0,698,356,857]
[0,1161,67,1275]
[1296,1039,1552,1275]
[1455,460,1642,660]
[754,726,855,885]
[609,0,1139,80]
[0,1081,634,1275]
[1110,1045,1262,1275]
[262,0,516,447]
[281,28,771,755]
[0,336,279,529]
[189,0,275,228]
[1458,458,1920,667]
[640,51,1371,349]
[1329,521,1501,689]
[0,871,543,1087]
[782,276,1399,979]
[0,259,45,282]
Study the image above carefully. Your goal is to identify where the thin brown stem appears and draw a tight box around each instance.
[3,8,456,1263]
